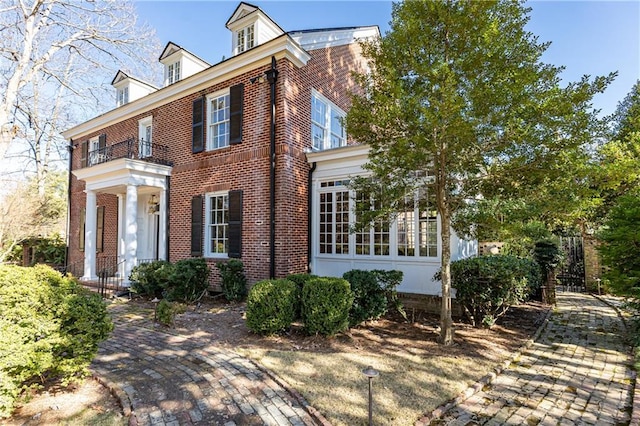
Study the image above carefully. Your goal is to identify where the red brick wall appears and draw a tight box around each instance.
[68,41,368,288]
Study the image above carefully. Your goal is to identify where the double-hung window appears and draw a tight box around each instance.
[167,61,181,85]
[116,87,129,106]
[311,89,346,151]
[205,192,229,257]
[207,91,230,150]
[236,24,255,54]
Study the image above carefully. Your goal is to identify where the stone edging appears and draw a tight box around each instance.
[592,294,639,426]
[252,361,333,426]
[415,305,554,425]
[91,372,136,424]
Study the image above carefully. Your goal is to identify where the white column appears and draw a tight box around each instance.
[117,194,126,278]
[158,188,168,261]
[82,190,97,281]
[123,184,138,286]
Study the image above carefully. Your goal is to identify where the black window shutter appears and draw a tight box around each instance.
[229,84,244,145]
[192,97,204,153]
[81,141,88,168]
[228,190,243,258]
[191,195,203,256]
[96,206,105,253]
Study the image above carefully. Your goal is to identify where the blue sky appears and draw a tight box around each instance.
[135,0,639,118]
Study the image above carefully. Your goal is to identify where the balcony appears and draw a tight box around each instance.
[86,138,172,168]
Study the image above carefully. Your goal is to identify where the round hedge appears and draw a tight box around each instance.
[246,279,299,335]
[302,277,353,336]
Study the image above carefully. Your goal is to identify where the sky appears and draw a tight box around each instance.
[135,0,639,118]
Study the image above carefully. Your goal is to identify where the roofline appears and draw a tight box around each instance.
[288,25,379,35]
[159,41,211,67]
[63,34,311,140]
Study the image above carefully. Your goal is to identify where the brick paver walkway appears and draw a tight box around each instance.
[433,292,635,425]
[91,319,318,426]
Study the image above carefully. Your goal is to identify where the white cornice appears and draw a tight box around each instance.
[63,35,311,140]
[306,143,370,164]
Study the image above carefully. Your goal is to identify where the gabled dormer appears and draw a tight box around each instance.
[111,71,158,107]
[225,2,285,56]
[159,42,210,87]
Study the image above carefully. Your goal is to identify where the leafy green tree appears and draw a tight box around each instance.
[347,0,612,344]
[598,192,640,301]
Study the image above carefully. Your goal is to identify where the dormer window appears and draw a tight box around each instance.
[116,86,129,107]
[236,24,255,54]
[166,61,181,85]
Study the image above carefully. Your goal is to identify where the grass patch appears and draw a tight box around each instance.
[240,347,503,425]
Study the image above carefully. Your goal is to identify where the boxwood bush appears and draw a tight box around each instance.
[246,279,299,335]
[0,264,112,418]
[441,255,537,327]
[165,258,210,303]
[343,270,388,327]
[129,260,173,298]
[302,277,353,336]
[216,259,247,302]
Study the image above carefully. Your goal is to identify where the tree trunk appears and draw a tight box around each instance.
[439,205,454,345]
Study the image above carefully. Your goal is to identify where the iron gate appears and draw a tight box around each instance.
[557,236,586,291]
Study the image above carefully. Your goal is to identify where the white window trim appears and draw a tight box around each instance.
[116,86,129,107]
[138,116,153,158]
[204,191,229,258]
[311,89,346,151]
[235,23,255,55]
[314,178,441,261]
[166,60,181,85]
[206,89,231,151]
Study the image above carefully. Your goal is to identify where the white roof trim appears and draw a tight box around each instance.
[290,26,379,51]
[63,35,311,140]
[306,143,369,164]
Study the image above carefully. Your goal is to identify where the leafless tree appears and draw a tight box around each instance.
[0,0,161,192]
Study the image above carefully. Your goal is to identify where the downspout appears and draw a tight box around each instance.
[65,140,74,272]
[307,162,317,273]
[265,56,278,279]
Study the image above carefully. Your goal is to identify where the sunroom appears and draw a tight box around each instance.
[307,144,477,296]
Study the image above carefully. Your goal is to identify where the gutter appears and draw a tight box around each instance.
[265,56,278,279]
[307,161,316,273]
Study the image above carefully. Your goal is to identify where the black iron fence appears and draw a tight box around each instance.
[87,138,172,167]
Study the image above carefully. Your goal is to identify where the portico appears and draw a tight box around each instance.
[72,157,171,284]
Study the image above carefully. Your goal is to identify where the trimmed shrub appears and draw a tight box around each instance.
[246,279,299,335]
[155,299,187,327]
[285,273,317,291]
[216,259,247,302]
[0,264,112,418]
[129,260,173,298]
[302,277,353,336]
[372,269,406,319]
[441,255,535,327]
[285,273,317,318]
[165,258,210,303]
[343,270,387,327]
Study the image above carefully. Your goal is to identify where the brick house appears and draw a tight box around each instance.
[63,2,476,296]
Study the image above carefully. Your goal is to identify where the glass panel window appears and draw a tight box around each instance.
[207,92,230,150]
[318,183,350,256]
[167,61,181,85]
[205,192,229,256]
[236,24,255,54]
[396,188,438,258]
[117,87,128,106]
[311,90,346,151]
